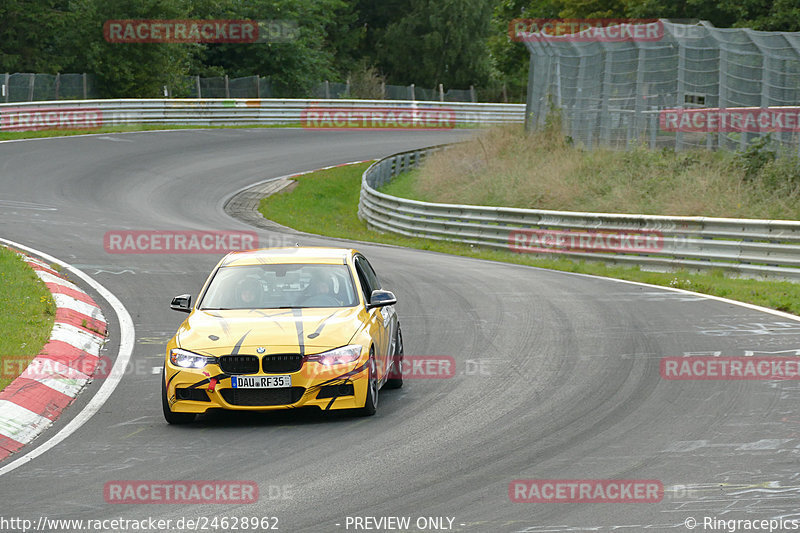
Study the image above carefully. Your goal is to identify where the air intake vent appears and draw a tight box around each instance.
[219,355,260,374]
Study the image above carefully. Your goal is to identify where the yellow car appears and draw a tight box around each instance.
[162,247,403,424]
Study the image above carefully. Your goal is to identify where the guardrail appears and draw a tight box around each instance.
[0,99,525,130]
[358,146,800,281]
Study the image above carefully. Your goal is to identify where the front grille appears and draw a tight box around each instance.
[219,355,260,374]
[262,354,303,373]
[316,384,355,399]
[220,387,305,406]
[176,387,210,402]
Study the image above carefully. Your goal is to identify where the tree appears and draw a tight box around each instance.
[0,0,71,72]
[61,0,198,97]
[488,0,565,101]
[350,0,412,68]
[378,0,494,89]
[194,0,344,97]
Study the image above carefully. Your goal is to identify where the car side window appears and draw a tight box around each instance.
[354,255,380,302]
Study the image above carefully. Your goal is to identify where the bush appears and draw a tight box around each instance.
[347,62,386,99]
[736,134,777,180]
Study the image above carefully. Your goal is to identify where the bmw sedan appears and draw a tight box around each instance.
[162,247,403,423]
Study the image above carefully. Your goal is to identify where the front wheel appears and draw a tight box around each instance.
[356,349,378,416]
[162,367,195,425]
[384,326,404,389]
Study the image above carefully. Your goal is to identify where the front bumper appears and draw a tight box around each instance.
[164,359,370,413]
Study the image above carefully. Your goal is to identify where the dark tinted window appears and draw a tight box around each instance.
[354,255,380,301]
[199,263,357,309]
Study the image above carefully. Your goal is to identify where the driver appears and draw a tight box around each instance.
[306,271,331,297]
[235,278,262,307]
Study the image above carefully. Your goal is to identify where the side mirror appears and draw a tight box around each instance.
[170,294,192,313]
[367,289,397,309]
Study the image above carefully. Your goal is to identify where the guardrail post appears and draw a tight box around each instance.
[196,75,201,98]
[224,75,230,98]
[524,54,536,132]
[718,48,728,151]
[410,84,415,101]
[27,74,34,102]
[632,42,646,148]
[385,160,392,185]
[3,73,8,102]
[676,40,685,151]
[599,52,613,147]
[439,84,444,102]
[54,73,60,100]
[82,73,87,99]
[470,85,476,103]
[649,108,657,149]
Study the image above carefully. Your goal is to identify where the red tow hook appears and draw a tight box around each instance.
[208,377,218,392]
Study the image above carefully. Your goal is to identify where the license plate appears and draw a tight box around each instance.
[231,375,292,388]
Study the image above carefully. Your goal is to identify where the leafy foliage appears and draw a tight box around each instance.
[1,0,799,98]
[379,0,494,88]
[737,134,777,181]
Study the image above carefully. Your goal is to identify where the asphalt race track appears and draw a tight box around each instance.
[2,128,800,532]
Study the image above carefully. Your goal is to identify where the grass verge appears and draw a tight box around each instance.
[259,162,800,317]
[0,248,56,391]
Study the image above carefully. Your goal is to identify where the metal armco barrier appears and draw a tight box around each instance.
[358,146,800,281]
[0,99,525,130]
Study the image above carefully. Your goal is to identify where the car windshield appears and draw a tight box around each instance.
[199,263,358,310]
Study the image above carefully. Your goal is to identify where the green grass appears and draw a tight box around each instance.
[0,248,56,391]
[380,168,422,200]
[0,122,302,142]
[259,162,800,317]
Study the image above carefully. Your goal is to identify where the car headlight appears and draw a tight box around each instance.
[307,345,363,365]
[169,348,213,369]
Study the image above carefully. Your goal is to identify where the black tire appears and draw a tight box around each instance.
[384,326,404,389]
[356,349,378,416]
[162,367,195,425]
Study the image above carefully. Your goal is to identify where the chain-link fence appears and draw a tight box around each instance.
[1,73,97,102]
[193,77,481,102]
[523,20,800,154]
[183,75,273,98]
[1,72,507,103]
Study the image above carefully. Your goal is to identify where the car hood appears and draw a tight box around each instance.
[176,307,365,356]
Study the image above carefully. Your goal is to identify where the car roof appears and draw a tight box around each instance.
[220,247,357,267]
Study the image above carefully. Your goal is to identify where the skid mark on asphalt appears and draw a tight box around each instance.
[0,200,57,211]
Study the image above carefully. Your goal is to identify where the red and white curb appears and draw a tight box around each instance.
[0,248,107,461]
